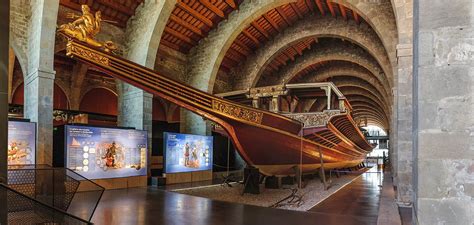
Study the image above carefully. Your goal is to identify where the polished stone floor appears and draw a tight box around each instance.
[83,167,383,225]
[309,167,383,225]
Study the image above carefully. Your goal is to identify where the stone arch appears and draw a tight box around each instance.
[330,0,398,65]
[232,15,391,90]
[352,111,388,129]
[293,61,390,101]
[346,95,387,118]
[124,0,176,68]
[79,87,118,116]
[336,82,388,112]
[351,104,388,124]
[331,77,388,108]
[339,87,389,116]
[187,0,297,92]
[53,82,70,110]
[262,42,386,90]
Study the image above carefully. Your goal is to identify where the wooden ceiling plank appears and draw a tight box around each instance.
[199,0,225,18]
[293,46,303,55]
[242,30,260,46]
[262,14,281,32]
[339,4,347,20]
[314,0,325,16]
[234,38,253,53]
[353,11,360,24]
[283,51,295,61]
[305,0,315,13]
[225,0,237,9]
[326,0,336,17]
[96,0,134,16]
[251,21,270,39]
[164,26,196,45]
[159,39,183,51]
[275,7,291,26]
[177,0,213,27]
[169,14,203,36]
[291,3,304,18]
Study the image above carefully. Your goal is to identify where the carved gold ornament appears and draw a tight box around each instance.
[212,99,263,124]
[57,5,117,53]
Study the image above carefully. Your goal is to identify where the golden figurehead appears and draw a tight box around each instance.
[58,5,117,52]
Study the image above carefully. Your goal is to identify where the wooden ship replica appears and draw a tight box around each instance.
[57,6,373,176]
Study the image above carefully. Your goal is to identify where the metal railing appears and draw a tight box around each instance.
[0,183,93,225]
[7,165,104,222]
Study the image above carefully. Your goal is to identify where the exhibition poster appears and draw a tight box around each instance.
[8,121,36,165]
[65,125,147,179]
[164,132,213,173]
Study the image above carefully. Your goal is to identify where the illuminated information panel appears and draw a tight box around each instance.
[65,125,147,179]
[164,132,213,173]
[8,121,36,165]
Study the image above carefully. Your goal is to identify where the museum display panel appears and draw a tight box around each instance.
[7,120,36,165]
[55,125,147,180]
[164,132,213,173]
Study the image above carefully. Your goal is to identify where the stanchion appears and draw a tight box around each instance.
[318,146,327,190]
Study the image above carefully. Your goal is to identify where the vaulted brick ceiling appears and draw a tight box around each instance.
[59,0,143,28]
[160,0,244,52]
[219,0,365,74]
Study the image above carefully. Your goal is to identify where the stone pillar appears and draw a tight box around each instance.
[119,0,176,172]
[414,0,474,224]
[24,0,59,165]
[395,43,414,204]
[0,0,9,184]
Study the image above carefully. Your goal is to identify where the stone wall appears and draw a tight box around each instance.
[414,0,474,223]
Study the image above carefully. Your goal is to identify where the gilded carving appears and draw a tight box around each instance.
[212,99,263,124]
[66,42,110,66]
[284,110,341,128]
[58,5,117,53]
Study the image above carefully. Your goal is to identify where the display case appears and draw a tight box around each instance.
[54,125,147,181]
[8,120,36,165]
[163,132,213,173]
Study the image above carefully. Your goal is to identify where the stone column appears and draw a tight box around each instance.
[24,0,59,165]
[414,0,474,224]
[395,43,414,204]
[0,0,9,184]
[119,0,176,172]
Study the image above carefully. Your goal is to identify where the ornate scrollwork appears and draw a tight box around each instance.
[284,110,341,128]
[66,42,109,66]
[212,99,263,124]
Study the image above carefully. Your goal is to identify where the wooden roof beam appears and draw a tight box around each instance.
[96,0,134,16]
[234,38,253,53]
[169,15,203,37]
[177,0,213,27]
[305,0,315,13]
[290,3,303,19]
[242,30,260,47]
[199,0,225,18]
[231,44,250,56]
[339,4,347,20]
[275,7,291,26]
[326,0,336,17]
[283,51,295,61]
[164,27,197,45]
[251,21,270,39]
[293,46,303,55]
[263,14,281,32]
[353,11,360,24]
[225,0,237,9]
[314,0,325,16]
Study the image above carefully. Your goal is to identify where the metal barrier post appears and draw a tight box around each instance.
[0,1,10,224]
